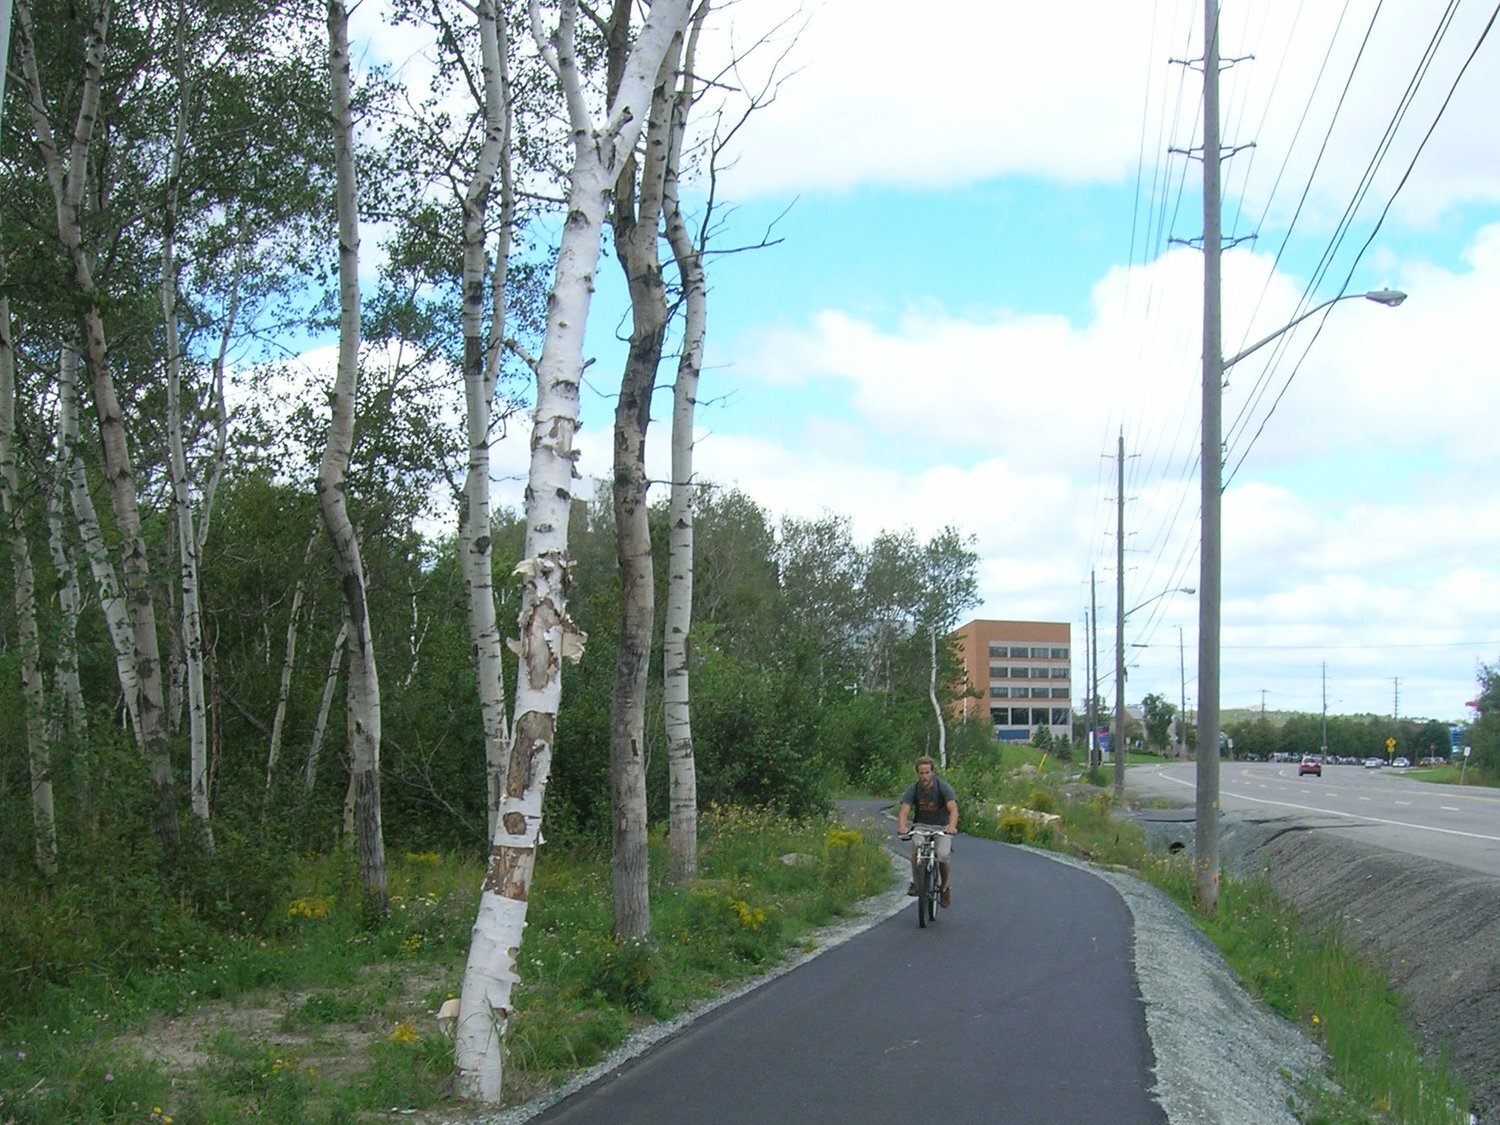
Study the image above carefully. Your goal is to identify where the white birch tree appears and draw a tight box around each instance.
[161,49,211,834]
[15,0,181,850]
[0,289,57,877]
[453,0,693,1103]
[317,0,386,906]
[452,0,517,839]
[659,1,709,886]
[604,0,685,938]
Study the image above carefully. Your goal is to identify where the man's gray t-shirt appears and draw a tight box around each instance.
[901,777,956,825]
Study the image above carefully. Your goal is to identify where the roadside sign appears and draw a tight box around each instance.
[1386,736,1397,753]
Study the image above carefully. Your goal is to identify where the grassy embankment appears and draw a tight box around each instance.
[964,747,1480,1125]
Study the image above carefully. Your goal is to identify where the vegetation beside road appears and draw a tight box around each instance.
[1,734,1481,1124]
[953,743,1476,1125]
[0,808,893,1122]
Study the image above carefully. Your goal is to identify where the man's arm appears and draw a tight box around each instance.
[897,801,912,834]
[944,799,958,834]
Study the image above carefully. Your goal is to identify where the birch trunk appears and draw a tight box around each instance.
[660,3,707,885]
[17,0,179,849]
[48,351,89,746]
[604,7,681,939]
[267,530,319,796]
[161,79,211,835]
[303,620,348,793]
[930,628,947,769]
[317,0,385,907]
[456,0,515,840]
[58,343,140,739]
[454,0,693,1103]
[1,290,58,877]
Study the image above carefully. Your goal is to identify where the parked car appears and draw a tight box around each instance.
[1364,757,1383,768]
[1392,757,1411,768]
[1298,755,1322,777]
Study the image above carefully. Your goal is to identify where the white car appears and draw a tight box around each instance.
[1363,757,1383,768]
[1392,757,1411,768]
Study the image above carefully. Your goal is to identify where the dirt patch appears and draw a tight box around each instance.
[1226,823,1500,1123]
[110,965,461,1120]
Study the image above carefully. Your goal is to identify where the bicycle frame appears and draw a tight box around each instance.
[907,825,945,928]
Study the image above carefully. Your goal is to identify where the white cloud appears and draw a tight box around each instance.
[700,0,1500,223]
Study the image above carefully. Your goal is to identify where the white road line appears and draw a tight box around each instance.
[1442,806,1462,812]
[1143,768,1500,843]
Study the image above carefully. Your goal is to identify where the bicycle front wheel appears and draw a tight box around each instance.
[915,861,929,928]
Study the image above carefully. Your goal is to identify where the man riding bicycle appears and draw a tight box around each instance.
[897,755,958,907]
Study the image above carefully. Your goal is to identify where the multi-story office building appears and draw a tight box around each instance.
[951,619,1072,743]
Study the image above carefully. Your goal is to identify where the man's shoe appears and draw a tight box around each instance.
[906,882,916,896]
[940,885,951,908]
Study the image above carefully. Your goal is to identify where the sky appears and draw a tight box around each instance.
[357,0,1500,726]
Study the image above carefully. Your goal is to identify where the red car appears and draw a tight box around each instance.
[1298,756,1322,777]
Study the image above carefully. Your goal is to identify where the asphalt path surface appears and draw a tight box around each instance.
[1128,760,1500,876]
[531,808,1167,1124]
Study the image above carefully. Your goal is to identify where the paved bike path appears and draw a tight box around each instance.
[531,813,1167,1123]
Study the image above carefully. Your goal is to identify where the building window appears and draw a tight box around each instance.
[1051,708,1070,726]
[1050,667,1069,679]
[1050,647,1069,660]
[1011,666,1029,678]
[1031,666,1051,679]
[989,665,1007,678]
[1009,645,1029,657]
[1011,687,1029,699]
[1030,646,1049,658]
[989,686,1009,698]
[1030,707,1052,725]
[989,643,1005,657]
[1050,688,1068,699]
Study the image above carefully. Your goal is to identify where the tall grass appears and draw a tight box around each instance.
[0,811,892,1122]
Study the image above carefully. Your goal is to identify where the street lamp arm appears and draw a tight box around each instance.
[1125,586,1196,618]
[1223,289,1407,369]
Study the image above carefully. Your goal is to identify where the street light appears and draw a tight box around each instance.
[1115,586,1196,797]
[1223,289,1408,368]
[1196,291,1405,908]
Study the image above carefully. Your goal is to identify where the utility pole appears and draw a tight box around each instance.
[1195,0,1225,914]
[1321,662,1328,756]
[1178,626,1187,759]
[1091,572,1101,771]
[1087,574,1098,770]
[1393,677,1400,720]
[1114,431,1127,798]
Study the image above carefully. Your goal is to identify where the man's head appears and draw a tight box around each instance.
[915,755,936,785]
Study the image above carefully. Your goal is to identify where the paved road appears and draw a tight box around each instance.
[1128,760,1500,876]
[532,810,1167,1124]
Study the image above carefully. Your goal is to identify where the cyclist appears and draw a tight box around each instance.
[896,755,958,907]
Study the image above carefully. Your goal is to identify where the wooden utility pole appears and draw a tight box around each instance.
[1195,0,1224,913]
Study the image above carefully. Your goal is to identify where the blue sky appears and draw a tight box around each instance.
[364,0,1500,725]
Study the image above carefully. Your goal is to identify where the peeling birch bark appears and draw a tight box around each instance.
[454,0,694,1104]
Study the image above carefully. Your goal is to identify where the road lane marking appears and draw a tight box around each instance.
[1143,769,1500,843]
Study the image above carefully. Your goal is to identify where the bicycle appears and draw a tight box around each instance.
[901,825,948,928]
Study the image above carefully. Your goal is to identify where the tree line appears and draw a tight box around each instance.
[0,0,979,1102]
